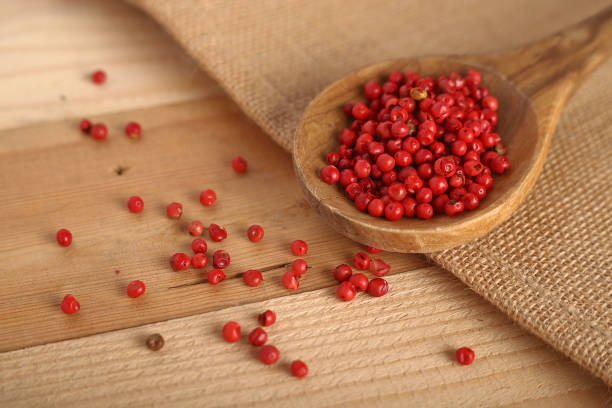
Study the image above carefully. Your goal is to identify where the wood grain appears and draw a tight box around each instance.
[293,8,612,253]
[0,0,607,406]
[0,272,608,407]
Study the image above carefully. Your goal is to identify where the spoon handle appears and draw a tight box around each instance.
[478,6,612,100]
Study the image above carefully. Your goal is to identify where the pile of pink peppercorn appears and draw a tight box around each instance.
[320,69,510,220]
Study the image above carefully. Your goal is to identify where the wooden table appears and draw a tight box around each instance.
[0,1,607,406]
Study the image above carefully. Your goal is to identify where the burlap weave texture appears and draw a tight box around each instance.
[126,0,611,384]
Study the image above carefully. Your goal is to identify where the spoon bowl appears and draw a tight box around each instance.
[293,9,611,252]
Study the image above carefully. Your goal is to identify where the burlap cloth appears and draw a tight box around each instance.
[125,0,611,384]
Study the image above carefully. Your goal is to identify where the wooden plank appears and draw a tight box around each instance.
[0,97,428,351]
[0,0,217,131]
[0,272,606,407]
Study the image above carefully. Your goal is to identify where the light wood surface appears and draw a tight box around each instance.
[1,272,608,407]
[294,9,612,253]
[0,0,607,406]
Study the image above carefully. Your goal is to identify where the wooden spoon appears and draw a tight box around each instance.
[293,7,611,253]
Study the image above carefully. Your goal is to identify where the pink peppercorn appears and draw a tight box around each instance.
[199,189,216,206]
[56,229,72,247]
[90,123,107,140]
[188,220,204,236]
[258,310,276,326]
[291,360,309,378]
[337,281,357,301]
[170,253,190,271]
[291,259,308,278]
[243,269,263,287]
[91,70,106,84]
[125,122,142,139]
[248,327,268,346]
[191,238,207,254]
[207,268,226,285]
[282,270,299,290]
[208,223,227,242]
[166,202,183,219]
[333,264,352,281]
[349,273,369,292]
[60,294,80,314]
[456,347,475,365]
[259,345,280,365]
[212,250,230,269]
[352,252,370,270]
[232,156,248,173]
[79,119,92,134]
[369,258,390,277]
[247,225,264,242]
[127,196,144,213]
[126,280,146,298]
[367,278,389,297]
[290,240,308,256]
[320,165,340,184]
[222,321,241,342]
[191,253,208,269]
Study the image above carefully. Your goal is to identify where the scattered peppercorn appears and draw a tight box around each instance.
[127,196,144,213]
[207,268,226,285]
[79,119,92,134]
[349,273,369,292]
[232,156,248,173]
[247,224,264,242]
[367,278,389,297]
[333,264,352,281]
[282,270,299,290]
[91,70,106,84]
[56,229,72,247]
[191,253,208,269]
[222,321,241,342]
[258,345,280,364]
[146,333,164,351]
[126,280,146,298]
[212,250,230,269]
[369,258,390,277]
[191,238,207,254]
[199,189,216,206]
[188,220,204,236]
[290,360,309,378]
[170,253,190,271]
[258,310,276,326]
[90,123,108,140]
[456,347,475,365]
[60,294,80,314]
[166,202,183,219]
[243,269,263,287]
[248,327,268,346]
[352,252,370,270]
[208,223,227,242]
[290,240,308,256]
[125,122,142,139]
[337,281,357,301]
[291,259,308,278]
